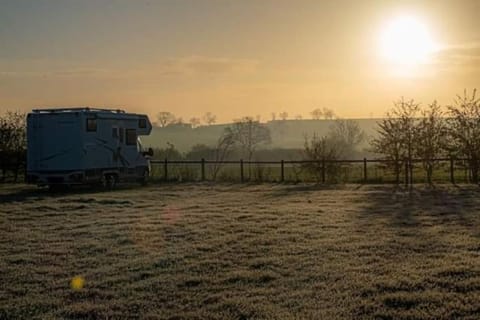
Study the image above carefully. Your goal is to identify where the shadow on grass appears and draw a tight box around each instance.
[359,185,480,229]
[0,181,260,204]
[351,185,480,319]
[0,183,149,204]
[265,183,366,199]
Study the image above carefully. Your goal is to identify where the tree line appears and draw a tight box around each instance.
[1,89,479,184]
[372,90,480,184]
[156,111,217,128]
[153,116,272,180]
[155,107,337,128]
[153,89,480,185]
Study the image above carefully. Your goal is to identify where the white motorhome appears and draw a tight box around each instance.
[26,108,153,187]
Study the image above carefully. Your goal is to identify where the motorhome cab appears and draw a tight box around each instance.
[26,108,154,188]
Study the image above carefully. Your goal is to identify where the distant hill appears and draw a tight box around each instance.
[141,119,382,153]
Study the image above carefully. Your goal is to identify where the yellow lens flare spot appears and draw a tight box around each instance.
[70,276,85,291]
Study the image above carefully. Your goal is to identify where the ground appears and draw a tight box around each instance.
[1,183,480,319]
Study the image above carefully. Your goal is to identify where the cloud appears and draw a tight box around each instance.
[434,42,480,68]
[0,56,260,79]
[51,68,112,77]
[0,68,113,78]
[156,56,259,76]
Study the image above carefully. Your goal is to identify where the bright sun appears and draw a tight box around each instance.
[379,15,438,68]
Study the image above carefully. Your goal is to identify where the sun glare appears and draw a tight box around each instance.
[379,15,438,70]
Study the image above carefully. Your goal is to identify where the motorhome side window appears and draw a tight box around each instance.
[86,118,97,132]
[119,128,124,143]
[126,129,137,145]
[139,118,147,128]
[112,127,118,138]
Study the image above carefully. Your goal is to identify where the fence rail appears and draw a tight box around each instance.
[0,156,473,184]
[150,157,473,185]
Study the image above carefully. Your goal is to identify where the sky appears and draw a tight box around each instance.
[1,0,479,123]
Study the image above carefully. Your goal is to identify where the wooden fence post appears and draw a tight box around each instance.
[464,159,468,183]
[201,158,205,181]
[321,158,326,183]
[148,157,468,185]
[240,159,244,183]
[450,157,455,184]
[164,158,168,181]
[363,158,367,183]
[408,158,413,185]
[404,159,409,187]
[280,160,285,182]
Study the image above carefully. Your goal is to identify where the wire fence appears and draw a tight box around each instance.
[150,158,474,185]
[1,156,474,184]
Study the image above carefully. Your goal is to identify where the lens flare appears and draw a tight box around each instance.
[70,275,85,291]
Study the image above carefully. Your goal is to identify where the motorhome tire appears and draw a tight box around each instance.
[138,169,149,185]
[108,174,118,189]
[101,174,118,189]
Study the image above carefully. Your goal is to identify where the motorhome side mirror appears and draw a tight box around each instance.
[141,147,154,157]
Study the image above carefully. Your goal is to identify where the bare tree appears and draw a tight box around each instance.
[279,111,288,121]
[447,89,480,183]
[210,131,236,180]
[322,107,335,120]
[303,119,364,183]
[227,117,271,161]
[371,98,420,184]
[393,98,420,183]
[0,111,25,153]
[156,111,176,127]
[371,118,404,183]
[303,134,341,183]
[271,112,276,121]
[310,108,323,120]
[190,117,201,128]
[328,119,365,159]
[295,114,303,120]
[0,111,26,181]
[203,112,217,126]
[226,117,271,178]
[415,101,447,184]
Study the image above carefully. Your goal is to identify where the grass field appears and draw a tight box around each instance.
[2,183,480,319]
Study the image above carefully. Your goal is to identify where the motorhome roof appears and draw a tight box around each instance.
[32,107,125,113]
